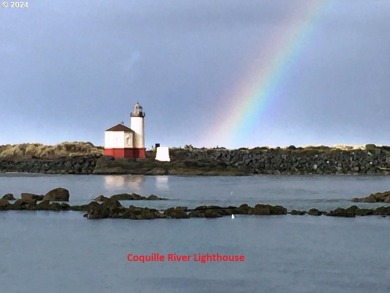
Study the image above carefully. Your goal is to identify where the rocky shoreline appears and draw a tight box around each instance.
[1,188,389,219]
[1,144,390,175]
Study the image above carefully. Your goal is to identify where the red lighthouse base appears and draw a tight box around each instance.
[104,148,146,159]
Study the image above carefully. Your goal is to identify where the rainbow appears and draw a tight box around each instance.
[199,1,333,148]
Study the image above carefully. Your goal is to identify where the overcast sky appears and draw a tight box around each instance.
[1,0,390,148]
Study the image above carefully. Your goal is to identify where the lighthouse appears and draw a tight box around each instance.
[103,102,146,159]
[130,102,146,158]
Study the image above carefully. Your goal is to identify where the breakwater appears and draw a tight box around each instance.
[1,188,390,219]
[1,144,390,175]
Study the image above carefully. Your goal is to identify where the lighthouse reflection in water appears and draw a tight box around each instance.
[104,175,170,193]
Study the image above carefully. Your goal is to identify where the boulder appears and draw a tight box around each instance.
[43,187,70,201]
[204,209,224,218]
[308,208,322,216]
[21,193,44,201]
[352,191,390,203]
[111,193,143,200]
[355,208,373,216]
[164,207,189,219]
[37,200,51,210]
[84,202,106,219]
[101,198,122,209]
[92,199,125,218]
[269,205,287,215]
[327,206,357,217]
[0,199,9,210]
[12,198,37,210]
[146,194,166,200]
[237,204,251,214]
[133,207,162,220]
[188,210,206,218]
[94,195,109,202]
[48,202,63,211]
[2,193,15,200]
[290,210,306,215]
[251,204,270,215]
[373,206,390,216]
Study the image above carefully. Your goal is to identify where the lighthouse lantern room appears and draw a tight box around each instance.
[104,102,146,159]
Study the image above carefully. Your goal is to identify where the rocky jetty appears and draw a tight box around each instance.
[326,206,390,217]
[352,191,390,203]
[91,144,390,175]
[159,144,390,175]
[83,203,288,219]
[1,187,389,218]
[77,203,390,219]
[1,143,390,175]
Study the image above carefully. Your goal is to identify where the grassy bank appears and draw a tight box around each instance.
[0,142,103,159]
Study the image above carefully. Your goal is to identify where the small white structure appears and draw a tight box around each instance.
[155,147,170,162]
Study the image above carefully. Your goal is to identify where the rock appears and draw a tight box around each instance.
[203,209,223,218]
[269,205,287,215]
[290,210,306,215]
[251,204,270,215]
[188,210,205,218]
[164,207,189,219]
[355,208,373,216]
[1,193,15,200]
[365,194,378,203]
[327,206,357,217]
[111,193,143,200]
[94,195,109,202]
[21,193,44,201]
[237,204,251,214]
[308,208,322,216]
[373,206,390,216]
[12,198,37,210]
[0,199,9,210]
[119,206,162,220]
[48,202,63,211]
[352,191,390,203]
[98,199,124,218]
[84,203,105,219]
[43,187,70,201]
[147,194,166,200]
[37,200,51,210]
[60,203,70,210]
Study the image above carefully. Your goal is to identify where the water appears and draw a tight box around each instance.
[1,175,390,292]
[2,174,390,210]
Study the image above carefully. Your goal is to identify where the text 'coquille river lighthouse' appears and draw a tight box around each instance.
[103,102,146,159]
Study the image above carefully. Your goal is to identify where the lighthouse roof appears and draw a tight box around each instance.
[105,124,134,132]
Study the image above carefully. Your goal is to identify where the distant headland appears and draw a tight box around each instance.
[1,142,390,175]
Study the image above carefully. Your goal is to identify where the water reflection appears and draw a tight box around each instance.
[104,175,145,192]
[155,176,169,191]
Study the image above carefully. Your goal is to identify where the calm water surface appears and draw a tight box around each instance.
[0,174,389,292]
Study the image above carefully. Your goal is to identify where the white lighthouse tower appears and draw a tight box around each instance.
[130,102,146,159]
